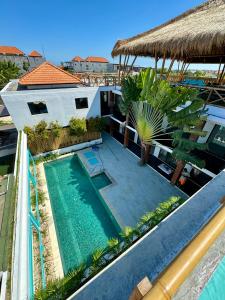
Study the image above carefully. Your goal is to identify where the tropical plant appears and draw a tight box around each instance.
[136,68,208,173]
[49,121,62,138]
[0,60,20,88]
[35,264,86,300]
[120,226,135,246]
[87,117,105,132]
[107,238,120,255]
[120,75,142,147]
[130,101,167,165]
[168,90,208,183]
[139,211,155,227]
[91,248,105,274]
[69,117,87,136]
[23,61,30,72]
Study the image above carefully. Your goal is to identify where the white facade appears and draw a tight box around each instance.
[1,83,113,130]
[64,61,114,73]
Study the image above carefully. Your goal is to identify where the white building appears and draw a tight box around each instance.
[64,56,114,73]
[1,62,114,130]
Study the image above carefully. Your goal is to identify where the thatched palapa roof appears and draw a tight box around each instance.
[112,0,225,63]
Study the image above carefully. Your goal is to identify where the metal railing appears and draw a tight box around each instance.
[28,150,46,297]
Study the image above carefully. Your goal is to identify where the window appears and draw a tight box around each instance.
[75,97,88,109]
[28,101,48,115]
[208,125,225,159]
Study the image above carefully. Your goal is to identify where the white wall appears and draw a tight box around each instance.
[1,85,113,130]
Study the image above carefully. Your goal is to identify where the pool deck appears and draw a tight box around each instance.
[79,133,186,228]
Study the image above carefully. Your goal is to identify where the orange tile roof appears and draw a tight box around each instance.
[0,46,24,56]
[28,50,42,57]
[85,56,109,63]
[72,56,84,62]
[19,62,81,86]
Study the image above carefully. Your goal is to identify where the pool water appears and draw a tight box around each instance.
[44,155,119,274]
[92,173,112,190]
[88,157,99,165]
[199,255,225,300]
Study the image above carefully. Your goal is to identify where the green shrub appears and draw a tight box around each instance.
[49,121,62,138]
[24,126,35,142]
[69,118,87,136]
[87,117,105,132]
[34,153,59,165]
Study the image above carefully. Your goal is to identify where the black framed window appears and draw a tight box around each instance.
[208,125,225,159]
[75,97,88,109]
[28,101,48,115]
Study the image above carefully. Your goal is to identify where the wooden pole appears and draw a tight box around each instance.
[166,57,175,79]
[160,54,166,79]
[218,64,225,84]
[154,53,158,74]
[216,58,222,83]
[123,55,127,74]
[118,55,122,83]
[127,56,137,76]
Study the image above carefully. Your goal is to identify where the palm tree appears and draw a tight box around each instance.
[119,75,141,147]
[130,101,171,165]
[134,68,208,174]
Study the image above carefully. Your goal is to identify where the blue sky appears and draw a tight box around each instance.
[1,0,216,70]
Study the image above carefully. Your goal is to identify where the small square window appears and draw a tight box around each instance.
[75,97,88,109]
[28,101,48,115]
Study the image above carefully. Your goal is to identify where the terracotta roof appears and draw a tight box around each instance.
[28,50,42,57]
[85,56,109,63]
[72,56,84,62]
[0,46,24,56]
[19,62,81,86]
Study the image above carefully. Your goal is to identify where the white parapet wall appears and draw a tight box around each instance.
[34,138,102,158]
[11,132,29,300]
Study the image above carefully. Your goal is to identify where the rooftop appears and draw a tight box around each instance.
[86,56,109,63]
[112,0,225,63]
[19,62,82,86]
[0,46,24,56]
[28,50,42,57]
[72,56,84,62]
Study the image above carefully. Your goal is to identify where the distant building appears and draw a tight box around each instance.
[64,56,114,73]
[0,46,45,72]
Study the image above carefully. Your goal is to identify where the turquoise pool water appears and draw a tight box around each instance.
[92,173,112,190]
[44,155,119,274]
[199,255,225,300]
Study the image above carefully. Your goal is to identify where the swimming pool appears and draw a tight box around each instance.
[199,255,225,300]
[44,155,119,274]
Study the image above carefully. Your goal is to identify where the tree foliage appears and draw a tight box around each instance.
[0,60,20,87]
[119,74,142,116]
[69,118,87,136]
[137,68,208,167]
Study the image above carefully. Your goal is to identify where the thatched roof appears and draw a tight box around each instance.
[112,0,225,63]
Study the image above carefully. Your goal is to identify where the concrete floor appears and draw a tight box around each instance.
[91,134,187,227]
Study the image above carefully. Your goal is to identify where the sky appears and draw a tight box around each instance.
[1,0,217,70]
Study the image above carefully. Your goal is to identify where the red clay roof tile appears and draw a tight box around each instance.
[72,56,84,62]
[0,46,24,56]
[19,62,81,85]
[85,56,109,63]
[28,50,42,57]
